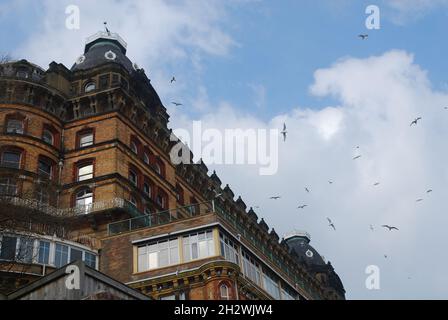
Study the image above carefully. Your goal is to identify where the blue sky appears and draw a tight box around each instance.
[2,0,448,299]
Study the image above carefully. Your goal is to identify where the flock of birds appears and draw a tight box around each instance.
[264,69,445,266]
[166,33,443,273]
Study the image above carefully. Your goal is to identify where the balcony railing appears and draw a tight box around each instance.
[107,201,213,235]
[0,196,142,218]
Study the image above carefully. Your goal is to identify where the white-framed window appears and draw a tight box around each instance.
[220,233,239,265]
[183,230,215,262]
[137,238,179,272]
[77,163,93,181]
[143,182,151,197]
[220,284,230,300]
[0,234,97,269]
[262,270,281,300]
[242,250,261,286]
[38,240,50,264]
[75,188,93,212]
[54,243,69,268]
[79,131,94,148]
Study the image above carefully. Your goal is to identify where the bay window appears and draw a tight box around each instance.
[137,238,179,272]
[183,230,215,262]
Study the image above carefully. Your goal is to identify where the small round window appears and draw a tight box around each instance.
[105,50,117,60]
[305,249,314,258]
[84,82,96,93]
[76,55,86,64]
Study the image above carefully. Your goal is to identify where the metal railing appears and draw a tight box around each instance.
[107,201,214,235]
[0,196,141,218]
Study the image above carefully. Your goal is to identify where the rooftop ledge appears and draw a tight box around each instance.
[85,31,127,50]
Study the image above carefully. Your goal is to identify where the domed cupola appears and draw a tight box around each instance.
[71,29,136,73]
[284,230,326,266]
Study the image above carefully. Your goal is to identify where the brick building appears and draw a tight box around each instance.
[0,31,345,300]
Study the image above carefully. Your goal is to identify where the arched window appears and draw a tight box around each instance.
[42,129,54,145]
[84,82,96,93]
[154,159,165,177]
[130,141,138,154]
[130,136,141,156]
[143,178,152,198]
[143,152,150,165]
[220,284,230,300]
[129,169,138,186]
[1,149,22,169]
[75,188,93,213]
[42,124,59,147]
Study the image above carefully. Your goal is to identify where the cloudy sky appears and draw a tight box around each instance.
[2,0,448,299]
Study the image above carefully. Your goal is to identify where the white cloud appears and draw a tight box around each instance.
[171,50,448,299]
[384,0,448,24]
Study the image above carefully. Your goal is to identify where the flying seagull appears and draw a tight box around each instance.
[416,198,424,202]
[353,155,362,160]
[327,218,336,231]
[373,182,380,186]
[297,205,308,209]
[384,254,388,259]
[305,187,310,193]
[382,225,399,231]
[328,180,333,184]
[172,102,183,106]
[410,117,422,126]
[269,196,281,200]
[369,224,374,231]
[358,34,369,40]
[170,76,176,83]
[281,123,287,142]
[426,189,433,193]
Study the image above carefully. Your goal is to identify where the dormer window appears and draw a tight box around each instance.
[84,82,96,93]
[16,70,28,78]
